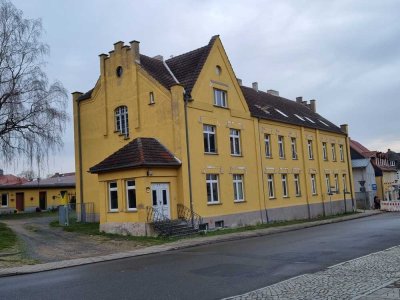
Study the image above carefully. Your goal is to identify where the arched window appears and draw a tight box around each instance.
[115,106,129,137]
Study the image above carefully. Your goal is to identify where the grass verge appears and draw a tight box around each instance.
[0,222,17,251]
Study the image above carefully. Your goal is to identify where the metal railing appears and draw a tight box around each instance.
[177,204,203,229]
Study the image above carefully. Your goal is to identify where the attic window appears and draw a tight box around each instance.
[294,114,305,121]
[149,92,155,105]
[116,66,123,77]
[275,109,288,118]
[215,65,222,76]
[304,117,315,124]
[318,119,329,127]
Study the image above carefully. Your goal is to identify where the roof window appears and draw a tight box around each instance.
[275,109,288,118]
[294,114,305,121]
[304,117,315,123]
[318,119,329,127]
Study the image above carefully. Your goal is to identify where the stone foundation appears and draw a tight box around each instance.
[100,222,155,236]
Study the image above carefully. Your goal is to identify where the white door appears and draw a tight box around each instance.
[151,183,170,219]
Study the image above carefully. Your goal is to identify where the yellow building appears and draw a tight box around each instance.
[73,36,354,236]
[0,173,75,213]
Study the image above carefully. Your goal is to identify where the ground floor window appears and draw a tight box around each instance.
[233,174,244,202]
[1,193,8,207]
[267,174,275,198]
[108,182,118,212]
[281,174,289,197]
[311,174,317,195]
[126,180,136,210]
[206,174,219,203]
[294,174,301,196]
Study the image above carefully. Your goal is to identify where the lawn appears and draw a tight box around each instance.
[0,222,17,251]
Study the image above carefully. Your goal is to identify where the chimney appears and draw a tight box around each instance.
[302,100,307,105]
[296,96,302,103]
[153,55,163,61]
[252,82,258,92]
[267,89,279,96]
[237,78,243,86]
[0,169,3,176]
[130,40,140,63]
[340,124,348,134]
[309,99,316,113]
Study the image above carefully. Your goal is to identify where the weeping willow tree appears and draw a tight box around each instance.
[0,0,68,168]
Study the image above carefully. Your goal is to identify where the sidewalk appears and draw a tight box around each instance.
[0,210,382,277]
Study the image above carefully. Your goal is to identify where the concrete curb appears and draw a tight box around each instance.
[0,210,383,277]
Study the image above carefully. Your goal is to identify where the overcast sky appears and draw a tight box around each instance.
[6,0,400,176]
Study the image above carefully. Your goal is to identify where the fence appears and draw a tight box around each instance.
[381,201,400,211]
[58,202,95,226]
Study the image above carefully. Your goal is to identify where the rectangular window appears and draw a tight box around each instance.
[213,88,227,107]
[322,142,327,160]
[203,125,217,153]
[311,174,317,195]
[278,135,285,159]
[325,174,331,194]
[233,174,244,202]
[126,180,136,210]
[281,174,288,197]
[267,174,275,198]
[206,174,219,203]
[331,143,336,161]
[108,182,118,212]
[149,92,155,104]
[265,134,272,158]
[339,145,344,161]
[1,193,8,207]
[308,140,314,159]
[230,129,241,156]
[334,174,339,194]
[342,174,347,193]
[291,137,297,159]
[294,174,301,196]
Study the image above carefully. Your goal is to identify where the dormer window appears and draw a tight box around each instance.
[213,88,227,108]
[115,106,129,137]
[149,92,155,105]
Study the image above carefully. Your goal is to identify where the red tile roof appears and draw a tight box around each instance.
[350,139,371,157]
[89,138,181,174]
[0,175,28,186]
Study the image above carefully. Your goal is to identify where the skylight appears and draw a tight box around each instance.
[304,117,315,123]
[294,114,305,121]
[275,108,288,117]
[318,119,329,127]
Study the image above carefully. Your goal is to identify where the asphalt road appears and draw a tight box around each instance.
[1,213,400,300]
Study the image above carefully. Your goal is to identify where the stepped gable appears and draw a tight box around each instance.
[90,137,181,173]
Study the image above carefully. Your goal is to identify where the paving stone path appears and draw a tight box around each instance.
[226,245,400,300]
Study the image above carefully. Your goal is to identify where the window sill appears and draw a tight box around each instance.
[108,210,119,213]
[213,105,229,109]
[296,195,302,197]
[279,157,286,160]
[126,209,138,212]
[292,157,298,160]
[234,200,246,203]
[205,152,218,155]
[207,202,222,206]
[266,156,273,159]
[231,154,243,157]
[148,102,155,105]
[269,197,276,200]
[283,196,290,198]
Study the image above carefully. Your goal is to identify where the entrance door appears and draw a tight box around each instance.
[39,192,47,210]
[16,192,24,211]
[151,183,170,218]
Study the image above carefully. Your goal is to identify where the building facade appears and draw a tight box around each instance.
[73,36,354,235]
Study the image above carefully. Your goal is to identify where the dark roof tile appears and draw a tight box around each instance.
[89,138,181,173]
[140,55,177,89]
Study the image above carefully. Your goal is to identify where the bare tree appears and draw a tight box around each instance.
[18,169,36,181]
[0,0,68,166]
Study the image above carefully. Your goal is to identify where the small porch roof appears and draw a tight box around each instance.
[89,137,181,174]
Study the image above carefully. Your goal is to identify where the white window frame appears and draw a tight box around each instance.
[203,124,217,154]
[294,174,301,196]
[311,174,317,195]
[322,142,327,160]
[339,145,344,161]
[233,174,244,202]
[126,180,137,211]
[308,140,314,159]
[334,174,339,194]
[278,135,285,159]
[230,129,241,156]
[281,174,289,197]
[149,92,155,104]
[115,106,129,137]
[1,193,8,207]
[342,174,347,193]
[291,137,297,159]
[213,88,227,108]
[325,174,331,194]
[267,174,275,198]
[331,144,336,161]
[108,182,118,212]
[206,174,220,203]
[265,134,272,158]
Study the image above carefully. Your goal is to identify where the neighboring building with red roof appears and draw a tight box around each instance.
[0,169,28,186]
